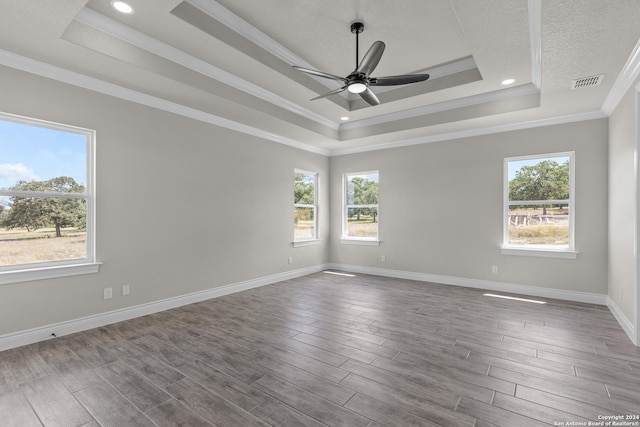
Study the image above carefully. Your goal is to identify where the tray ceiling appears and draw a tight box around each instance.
[1,0,640,154]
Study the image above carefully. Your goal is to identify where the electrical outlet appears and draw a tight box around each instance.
[381,255,386,262]
[103,287,113,300]
[491,265,499,274]
[288,257,293,264]
[122,284,130,296]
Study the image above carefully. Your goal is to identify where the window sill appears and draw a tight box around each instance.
[501,247,578,259]
[0,262,102,285]
[292,239,321,247]
[341,239,381,247]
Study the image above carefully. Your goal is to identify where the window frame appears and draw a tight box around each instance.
[341,170,380,245]
[502,152,577,259]
[293,169,319,246]
[0,112,99,285]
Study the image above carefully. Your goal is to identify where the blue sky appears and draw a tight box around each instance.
[0,119,87,190]
[349,172,379,182]
[508,155,569,181]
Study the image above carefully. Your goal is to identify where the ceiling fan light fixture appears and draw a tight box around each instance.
[347,82,367,94]
[111,1,134,14]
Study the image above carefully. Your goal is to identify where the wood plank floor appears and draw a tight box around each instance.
[1,271,639,426]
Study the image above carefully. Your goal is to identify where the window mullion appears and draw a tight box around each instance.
[0,190,88,199]
[508,199,569,206]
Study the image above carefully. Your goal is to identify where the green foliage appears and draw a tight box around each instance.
[294,173,315,204]
[509,160,569,201]
[347,176,378,222]
[1,176,86,237]
[509,160,568,214]
[508,224,569,245]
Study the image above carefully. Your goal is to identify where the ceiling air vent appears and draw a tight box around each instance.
[571,74,604,89]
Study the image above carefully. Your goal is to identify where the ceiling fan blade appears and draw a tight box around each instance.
[356,41,385,76]
[359,87,380,106]
[310,85,347,101]
[292,66,347,82]
[370,74,430,86]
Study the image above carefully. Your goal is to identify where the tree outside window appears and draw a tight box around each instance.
[504,153,573,250]
[0,115,94,269]
[344,171,379,240]
[294,170,317,241]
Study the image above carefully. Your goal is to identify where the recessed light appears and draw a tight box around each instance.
[340,116,350,121]
[501,78,515,85]
[111,1,134,14]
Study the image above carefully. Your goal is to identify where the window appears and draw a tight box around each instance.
[0,112,98,284]
[343,171,379,242]
[503,152,575,257]
[294,169,317,243]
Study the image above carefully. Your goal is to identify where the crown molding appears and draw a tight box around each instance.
[330,110,606,156]
[182,0,539,131]
[185,0,314,70]
[4,1,619,160]
[601,36,640,115]
[0,46,607,160]
[182,0,347,99]
[75,7,339,131]
[340,83,539,131]
[0,49,330,156]
[75,1,547,142]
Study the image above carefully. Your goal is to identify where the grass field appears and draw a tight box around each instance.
[347,218,378,238]
[0,228,86,266]
[508,224,569,245]
[294,220,315,240]
[507,207,569,245]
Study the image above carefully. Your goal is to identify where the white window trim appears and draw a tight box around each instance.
[502,151,576,258]
[293,169,319,244]
[500,247,578,259]
[0,262,102,285]
[0,112,99,285]
[341,170,380,244]
[340,238,381,246]
[292,239,321,248]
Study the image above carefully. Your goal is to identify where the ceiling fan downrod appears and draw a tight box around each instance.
[350,21,364,69]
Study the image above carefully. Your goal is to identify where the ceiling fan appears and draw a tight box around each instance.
[293,22,430,106]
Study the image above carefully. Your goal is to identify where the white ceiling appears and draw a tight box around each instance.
[1,0,640,155]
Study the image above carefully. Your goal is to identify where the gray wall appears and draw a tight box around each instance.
[0,64,615,340]
[609,80,638,326]
[330,119,609,295]
[0,66,329,336]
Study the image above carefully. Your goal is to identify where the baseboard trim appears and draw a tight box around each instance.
[607,297,637,345]
[327,263,608,305]
[2,263,629,352]
[0,264,328,352]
